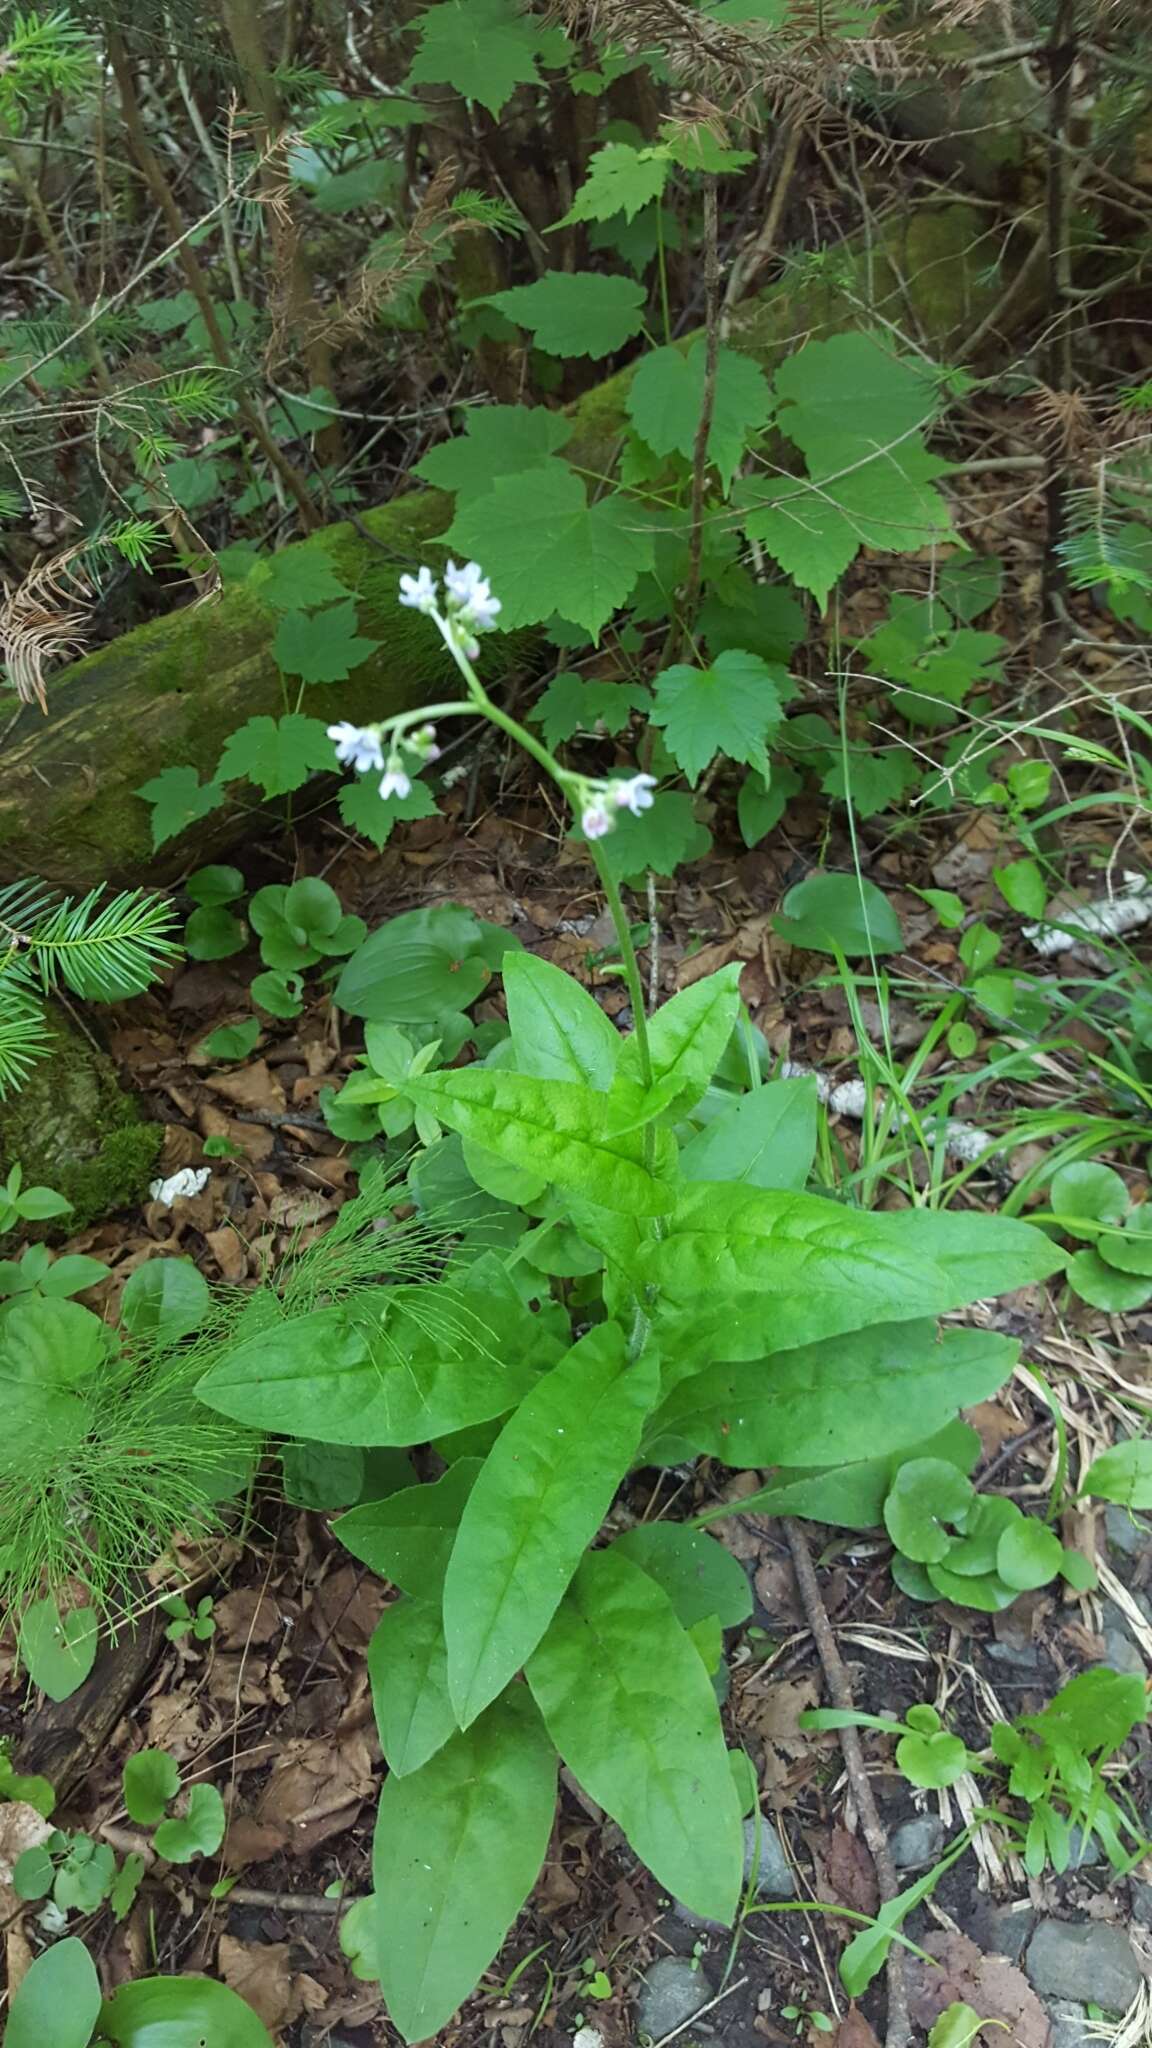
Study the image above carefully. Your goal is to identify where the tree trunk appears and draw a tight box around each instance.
[1,203,1034,889]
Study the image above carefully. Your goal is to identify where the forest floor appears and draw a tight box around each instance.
[3,657,1151,2048]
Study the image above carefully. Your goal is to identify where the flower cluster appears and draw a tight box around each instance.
[399,558,501,656]
[331,562,659,841]
[578,771,657,841]
[327,719,439,803]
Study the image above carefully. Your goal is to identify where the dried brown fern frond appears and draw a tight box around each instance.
[0,543,95,712]
[1031,385,1098,457]
[321,160,463,346]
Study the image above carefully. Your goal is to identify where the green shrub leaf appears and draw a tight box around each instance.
[503,950,620,1089]
[405,1069,678,1215]
[336,1458,483,1597]
[773,871,905,956]
[679,1075,818,1191]
[527,1547,743,1923]
[612,1524,753,1629]
[444,1325,657,1726]
[368,1598,456,1776]
[373,1687,556,2043]
[482,272,646,357]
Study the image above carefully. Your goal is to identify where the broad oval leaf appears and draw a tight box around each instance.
[646,1325,1017,1469]
[98,1975,274,2046]
[503,950,620,1090]
[644,1185,1062,1360]
[773,872,904,957]
[1081,1438,1152,1509]
[405,1070,677,1216]
[680,1075,818,1191]
[0,1296,109,1473]
[368,1598,456,1776]
[444,1325,658,1726]
[527,1548,743,1923]
[373,1687,557,2044]
[336,1459,483,1597]
[153,1781,225,1863]
[121,1257,211,1341]
[621,963,743,1105]
[19,1596,98,1702]
[196,1273,544,1445]
[5,1937,101,2048]
[123,1747,180,1825]
[612,1524,752,1629]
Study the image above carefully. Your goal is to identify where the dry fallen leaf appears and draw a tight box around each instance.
[218,1934,300,2030]
[905,1928,1051,2048]
[833,2006,882,2048]
[821,1824,880,1918]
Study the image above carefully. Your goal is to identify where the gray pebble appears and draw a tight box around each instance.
[1026,1920,1144,2013]
[744,1814,796,1899]
[636,1957,714,2041]
[1104,1505,1151,1559]
[1130,1877,1152,1926]
[1099,1629,1145,1678]
[889,1814,946,1872]
[1047,2001,1099,2048]
[984,1639,1044,1675]
[965,1898,1037,1965]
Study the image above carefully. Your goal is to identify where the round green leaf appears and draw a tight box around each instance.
[123,1747,181,1826]
[0,1296,102,1471]
[996,1516,1064,1591]
[6,1937,101,2048]
[12,1844,55,1899]
[1081,1438,1152,1509]
[186,865,245,907]
[883,1458,973,1564]
[940,1494,1019,1577]
[184,905,247,960]
[19,1597,98,1701]
[773,872,904,958]
[1099,1209,1152,1279]
[1049,1161,1129,1238]
[283,876,342,943]
[925,1560,1017,1611]
[947,1020,978,1059]
[895,1728,970,1789]
[97,1975,274,2046]
[121,1258,211,1342]
[153,1781,225,1863]
[1067,1248,1152,1311]
[196,1017,262,1063]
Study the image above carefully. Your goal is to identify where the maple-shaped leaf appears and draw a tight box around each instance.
[650,649,787,785]
[136,765,226,850]
[217,714,335,797]
[820,747,921,818]
[855,595,1005,730]
[627,340,773,492]
[445,464,653,638]
[557,141,669,226]
[596,790,712,881]
[774,331,941,474]
[273,599,380,684]
[482,272,647,358]
[405,0,557,116]
[414,405,572,505]
[252,548,350,612]
[532,672,652,750]
[339,776,439,850]
[739,444,953,609]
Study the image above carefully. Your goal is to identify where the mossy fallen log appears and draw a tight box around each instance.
[0,1007,162,1228]
[2,202,1028,889]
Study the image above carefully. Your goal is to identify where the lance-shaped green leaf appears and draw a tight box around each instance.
[527,1548,743,1923]
[373,1687,556,2043]
[620,963,742,1105]
[444,1325,657,1726]
[643,1184,1062,1359]
[647,1325,1018,1470]
[336,1459,482,1597]
[612,1524,753,1629]
[368,1599,456,1776]
[404,1069,677,1215]
[196,1271,542,1444]
[503,951,620,1090]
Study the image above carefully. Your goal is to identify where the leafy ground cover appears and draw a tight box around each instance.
[3,1,1152,2044]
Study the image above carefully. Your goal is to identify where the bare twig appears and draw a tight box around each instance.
[784,1518,910,2048]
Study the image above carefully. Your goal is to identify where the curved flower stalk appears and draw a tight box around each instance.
[326,560,660,1086]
